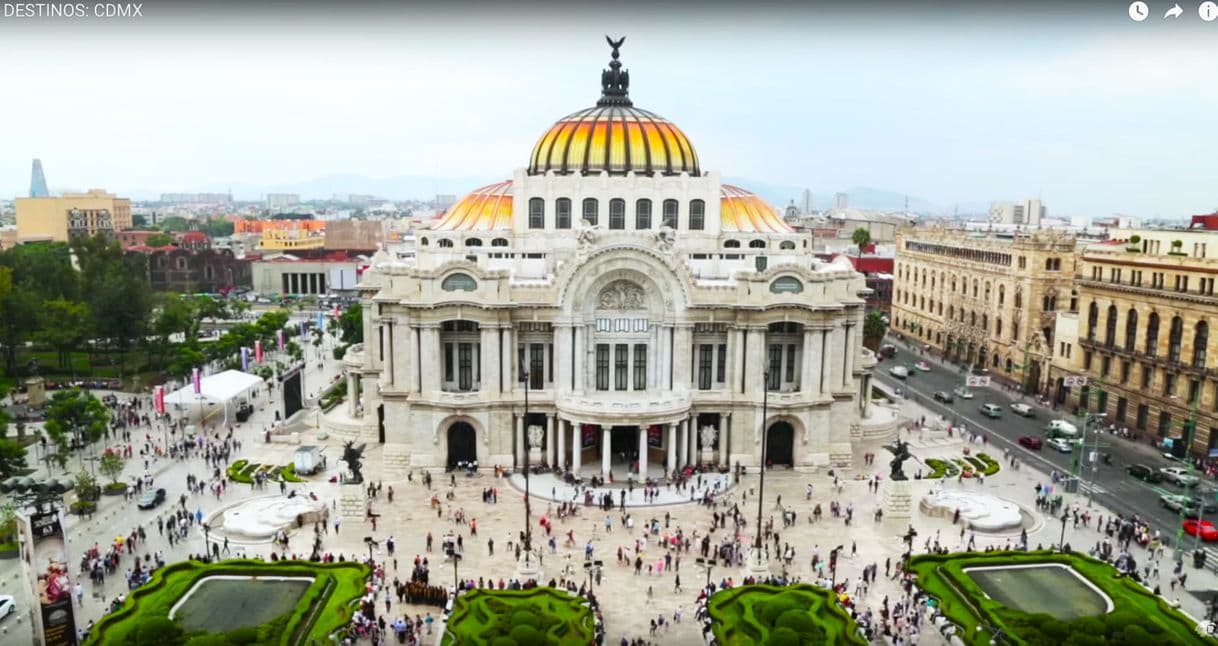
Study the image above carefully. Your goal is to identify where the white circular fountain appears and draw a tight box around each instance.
[919,489,1025,532]
[207,494,329,542]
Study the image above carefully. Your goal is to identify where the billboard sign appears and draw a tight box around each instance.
[19,510,79,646]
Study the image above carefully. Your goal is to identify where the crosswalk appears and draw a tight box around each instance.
[1077,481,1108,496]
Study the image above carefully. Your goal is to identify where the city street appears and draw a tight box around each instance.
[875,338,1218,582]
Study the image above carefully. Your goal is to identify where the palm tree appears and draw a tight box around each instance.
[851,227,872,256]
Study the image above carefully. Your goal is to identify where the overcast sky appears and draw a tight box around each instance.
[1,0,1214,217]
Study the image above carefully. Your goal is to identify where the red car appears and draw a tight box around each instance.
[1183,519,1218,542]
[1018,436,1043,450]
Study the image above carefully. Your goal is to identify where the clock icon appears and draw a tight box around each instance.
[1129,0,1149,21]
[1202,1,1218,21]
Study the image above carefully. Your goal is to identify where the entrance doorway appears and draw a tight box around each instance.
[765,422,795,467]
[377,405,385,443]
[446,422,477,469]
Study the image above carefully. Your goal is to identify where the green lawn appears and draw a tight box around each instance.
[907,550,1215,645]
[706,583,867,646]
[83,559,369,646]
[441,587,595,646]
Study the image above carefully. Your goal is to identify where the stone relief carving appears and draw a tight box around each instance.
[655,226,675,253]
[598,280,646,310]
[699,425,717,447]
[527,424,545,448]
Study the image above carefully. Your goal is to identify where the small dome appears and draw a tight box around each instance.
[528,106,700,177]
[433,181,513,231]
[720,185,793,233]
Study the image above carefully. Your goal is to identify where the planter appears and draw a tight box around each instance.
[103,483,128,496]
[70,500,97,516]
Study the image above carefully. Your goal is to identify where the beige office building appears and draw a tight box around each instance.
[891,228,1077,394]
[1067,229,1218,454]
[15,189,132,242]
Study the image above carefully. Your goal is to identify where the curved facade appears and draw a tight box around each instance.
[339,41,875,476]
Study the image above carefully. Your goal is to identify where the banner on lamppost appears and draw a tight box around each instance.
[154,385,165,415]
[966,375,991,387]
[255,340,264,363]
[241,347,250,372]
[298,321,306,338]
[192,367,201,394]
[316,311,324,330]
[17,509,79,646]
[277,330,285,352]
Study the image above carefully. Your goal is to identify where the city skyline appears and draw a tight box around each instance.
[1,2,1214,217]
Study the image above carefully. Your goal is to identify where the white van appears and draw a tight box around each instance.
[1045,419,1079,438]
[888,366,909,379]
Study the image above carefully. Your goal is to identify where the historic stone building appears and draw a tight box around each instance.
[891,228,1077,394]
[326,42,880,475]
[1065,229,1218,454]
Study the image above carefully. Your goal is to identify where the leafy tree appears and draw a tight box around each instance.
[159,216,190,233]
[38,299,91,371]
[199,219,235,238]
[851,227,871,255]
[74,470,98,501]
[75,236,151,368]
[0,439,27,478]
[167,343,206,379]
[863,311,888,351]
[193,295,230,323]
[338,303,363,344]
[99,449,125,484]
[145,233,174,247]
[44,389,109,452]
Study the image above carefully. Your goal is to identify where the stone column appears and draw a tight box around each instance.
[675,420,685,468]
[554,324,571,393]
[720,414,730,468]
[573,326,586,392]
[648,323,660,389]
[674,324,693,390]
[420,326,441,394]
[801,328,816,396]
[685,419,695,466]
[842,322,855,388]
[601,426,611,478]
[406,323,420,394]
[546,415,556,467]
[726,328,741,393]
[638,427,649,480]
[826,326,843,393]
[659,325,672,390]
[515,415,525,469]
[557,418,567,471]
[572,423,582,474]
[481,326,500,397]
[666,424,677,474]
[346,372,358,416]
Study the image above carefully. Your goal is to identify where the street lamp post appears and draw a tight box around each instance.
[522,368,533,557]
[1058,510,1068,551]
[696,557,717,587]
[754,372,770,558]
[364,536,379,565]
[583,558,602,596]
[451,551,462,591]
[202,522,212,559]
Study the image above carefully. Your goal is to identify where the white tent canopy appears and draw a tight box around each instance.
[163,370,264,425]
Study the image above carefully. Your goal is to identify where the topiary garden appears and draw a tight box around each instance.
[441,587,595,646]
[706,584,867,646]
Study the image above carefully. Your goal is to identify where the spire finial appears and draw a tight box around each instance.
[598,35,632,107]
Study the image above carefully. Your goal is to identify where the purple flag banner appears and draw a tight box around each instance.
[277,330,285,351]
[192,367,201,394]
[241,347,250,372]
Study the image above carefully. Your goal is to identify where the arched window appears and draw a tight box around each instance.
[556,198,572,229]
[176,257,187,270]
[491,238,509,247]
[635,199,652,229]
[992,353,1000,367]
[724,240,740,248]
[1169,316,1184,363]
[972,279,978,298]
[441,273,477,291]
[421,237,429,246]
[528,197,544,229]
[1145,312,1160,356]
[662,199,678,228]
[1086,302,1099,341]
[689,199,705,230]
[438,239,454,248]
[582,198,598,226]
[770,276,803,294]
[779,240,795,250]
[1005,358,1013,372]
[748,239,766,249]
[465,238,482,247]
[1194,321,1209,368]
[996,318,1003,336]
[158,255,169,268]
[1124,309,1138,352]
[608,198,626,229]
[1104,305,1117,346]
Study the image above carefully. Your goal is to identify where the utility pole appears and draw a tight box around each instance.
[1174,393,1203,553]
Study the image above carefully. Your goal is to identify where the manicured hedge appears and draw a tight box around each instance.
[907,550,1214,645]
[83,559,369,646]
[227,460,304,484]
[442,587,595,646]
[706,583,867,646]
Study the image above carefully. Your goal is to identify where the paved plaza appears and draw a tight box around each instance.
[2,337,1216,645]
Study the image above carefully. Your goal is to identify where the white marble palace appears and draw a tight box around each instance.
[332,40,878,477]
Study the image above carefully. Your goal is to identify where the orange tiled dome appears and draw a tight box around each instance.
[432,181,513,231]
[720,184,793,233]
[528,106,700,177]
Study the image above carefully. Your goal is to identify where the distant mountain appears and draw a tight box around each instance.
[188,173,503,202]
[723,178,941,213]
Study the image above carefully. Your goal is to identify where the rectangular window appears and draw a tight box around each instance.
[1141,364,1152,389]
[596,318,611,332]
[785,344,797,383]
[716,344,727,383]
[1164,373,1176,397]
[1159,411,1172,436]
[1116,397,1127,424]
[614,344,628,390]
[633,344,647,390]
[609,199,625,230]
[1096,389,1108,414]
[662,200,678,229]
[1190,379,1201,405]
[530,343,544,389]
[595,344,610,391]
[458,343,473,391]
[698,344,713,390]
[1083,351,1093,371]
[1120,360,1130,384]
[1136,403,1149,430]
[1100,356,1111,378]
[528,198,544,229]
[635,199,652,229]
[556,198,571,229]
[767,344,782,390]
[444,343,454,381]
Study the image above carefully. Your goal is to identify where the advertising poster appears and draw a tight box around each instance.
[154,385,165,415]
[647,424,663,448]
[581,424,598,450]
[19,510,79,646]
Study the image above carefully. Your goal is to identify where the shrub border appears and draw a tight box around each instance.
[706,583,868,646]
